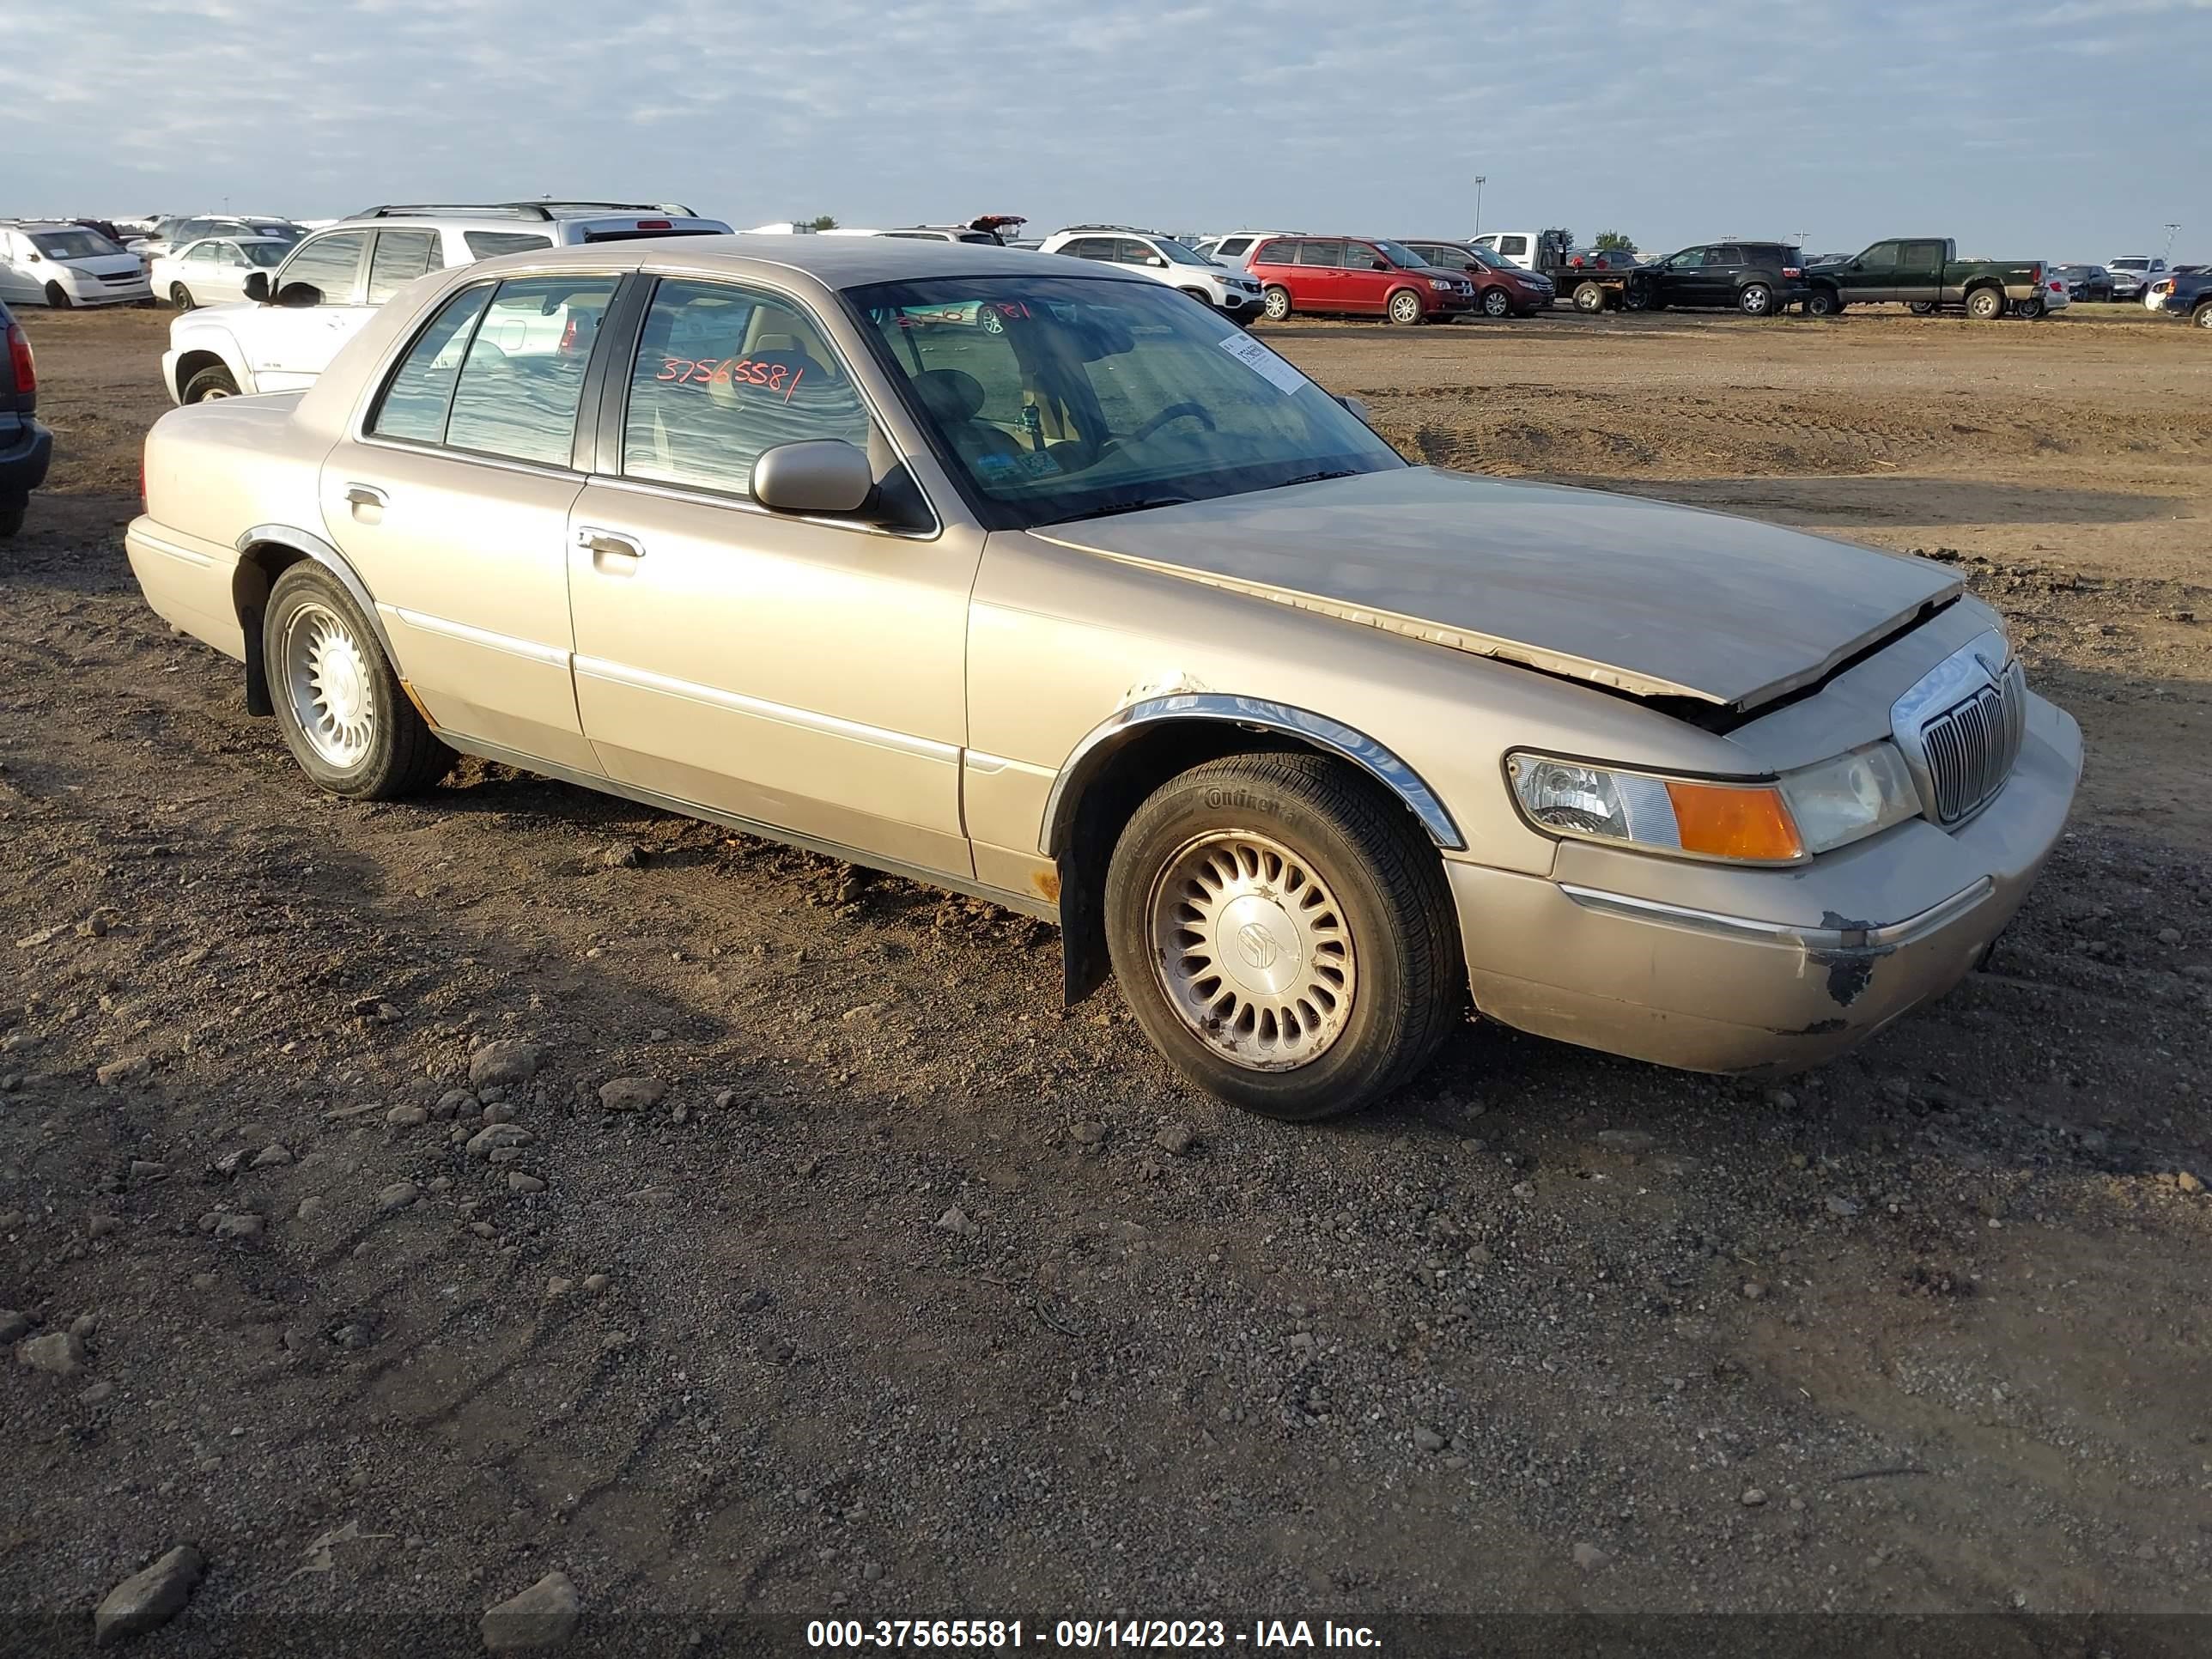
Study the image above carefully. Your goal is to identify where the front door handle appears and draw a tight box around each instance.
[344,483,388,508]
[578,526,645,562]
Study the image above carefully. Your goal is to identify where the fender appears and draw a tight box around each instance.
[233,523,400,666]
[166,312,256,402]
[1038,693,1465,857]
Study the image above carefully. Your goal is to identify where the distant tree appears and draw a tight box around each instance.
[807,215,839,232]
[1594,229,1635,251]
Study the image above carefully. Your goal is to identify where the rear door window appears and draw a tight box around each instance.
[279,232,369,302]
[621,278,873,498]
[1901,240,1947,268]
[1059,238,1112,263]
[441,276,621,466]
[1712,246,1748,267]
[367,230,440,303]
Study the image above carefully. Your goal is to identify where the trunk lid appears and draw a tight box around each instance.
[1036,467,1959,711]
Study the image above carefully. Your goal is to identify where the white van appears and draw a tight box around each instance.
[0,222,153,307]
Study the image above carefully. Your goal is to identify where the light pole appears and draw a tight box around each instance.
[1474,175,1486,238]
[2163,222,2181,260]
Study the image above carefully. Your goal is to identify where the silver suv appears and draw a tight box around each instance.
[1039,226,1265,320]
[161,200,731,404]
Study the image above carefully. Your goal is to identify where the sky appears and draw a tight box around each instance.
[7,0,2206,263]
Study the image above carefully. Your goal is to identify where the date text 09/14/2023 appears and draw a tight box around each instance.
[805,1619,1382,1650]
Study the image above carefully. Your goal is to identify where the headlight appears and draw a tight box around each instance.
[1430,278,1452,290]
[1777,742,1922,854]
[1508,742,1923,865]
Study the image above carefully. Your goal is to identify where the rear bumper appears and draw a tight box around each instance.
[0,417,52,499]
[1445,693,2081,1076]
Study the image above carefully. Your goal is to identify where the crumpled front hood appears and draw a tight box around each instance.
[1036,466,1960,711]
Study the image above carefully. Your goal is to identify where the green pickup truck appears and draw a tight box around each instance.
[1804,240,2064,320]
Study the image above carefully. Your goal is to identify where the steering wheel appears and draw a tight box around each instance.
[1127,402,1217,445]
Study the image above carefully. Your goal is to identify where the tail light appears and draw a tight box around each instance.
[1782,266,1802,278]
[5,322,33,394]
[2028,263,2042,285]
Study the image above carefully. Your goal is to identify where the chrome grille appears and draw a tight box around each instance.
[1918,657,2026,823]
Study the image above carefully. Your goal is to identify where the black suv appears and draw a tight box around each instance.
[1628,242,1808,317]
[1,299,53,538]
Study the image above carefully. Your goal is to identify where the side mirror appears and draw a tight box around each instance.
[751,440,874,517]
[25,252,41,264]
[1371,258,1390,271]
[1145,255,1166,268]
[243,270,271,302]
[275,281,323,308]
[1335,393,1372,424]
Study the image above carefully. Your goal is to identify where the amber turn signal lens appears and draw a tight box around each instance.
[1663,781,1805,862]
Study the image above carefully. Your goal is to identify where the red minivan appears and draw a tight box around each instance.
[1249,235,1476,325]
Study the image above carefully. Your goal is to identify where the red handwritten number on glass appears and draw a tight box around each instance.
[656,359,808,402]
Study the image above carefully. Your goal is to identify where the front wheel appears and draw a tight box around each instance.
[2196,301,2212,329]
[264,563,453,799]
[1737,283,1774,317]
[0,498,25,538]
[181,364,239,403]
[1261,286,1292,322]
[1386,289,1424,326]
[1104,754,1462,1121]
[1966,288,2005,320]
[1480,286,1512,319]
[1806,288,1844,318]
[170,283,197,311]
[43,283,71,310]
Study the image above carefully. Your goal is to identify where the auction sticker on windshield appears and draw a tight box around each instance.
[1216,331,1309,396]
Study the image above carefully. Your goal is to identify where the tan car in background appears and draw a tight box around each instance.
[125,238,2081,1119]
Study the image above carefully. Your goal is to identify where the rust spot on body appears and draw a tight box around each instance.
[1033,868,1061,902]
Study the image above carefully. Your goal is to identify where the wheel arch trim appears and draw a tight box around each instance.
[1038,694,1466,857]
[233,524,399,665]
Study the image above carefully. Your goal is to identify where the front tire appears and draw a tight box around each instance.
[1386,289,1424,326]
[1738,283,1774,317]
[1261,286,1292,322]
[0,499,25,538]
[1480,286,1512,319]
[1806,287,1844,318]
[181,364,239,403]
[170,283,197,311]
[1103,754,1462,1121]
[1966,288,2005,320]
[2196,301,2212,329]
[44,283,71,310]
[264,563,453,799]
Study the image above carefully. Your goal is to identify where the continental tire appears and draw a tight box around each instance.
[264,562,453,799]
[1104,754,1462,1121]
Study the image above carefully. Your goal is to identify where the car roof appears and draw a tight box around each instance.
[459,233,1152,290]
[175,234,292,248]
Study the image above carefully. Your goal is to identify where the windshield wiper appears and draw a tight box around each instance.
[1267,469,1362,490]
[1048,495,1196,524]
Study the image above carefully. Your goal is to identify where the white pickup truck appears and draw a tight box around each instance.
[162,202,728,404]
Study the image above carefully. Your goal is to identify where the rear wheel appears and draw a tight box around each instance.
[2014,296,2045,320]
[169,283,197,311]
[264,563,453,799]
[1103,754,1461,1121]
[1480,286,1512,319]
[43,283,71,310]
[1966,288,2006,320]
[1806,287,1844,318]
[181,364,239,403]
[1261,285,1292,322]
[0,499,25,538]
[1386,289,1424,326]
[1572,281,1607,313]
[1907,301,1937,316]
[1737,283,1774,317]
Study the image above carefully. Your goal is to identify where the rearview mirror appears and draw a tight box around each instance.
[751,440,875,517]
[244,270,271,301]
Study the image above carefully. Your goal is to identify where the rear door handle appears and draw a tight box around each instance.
[344,483,388,508]
[577,526,645,561]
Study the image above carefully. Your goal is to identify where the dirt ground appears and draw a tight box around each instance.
[3,303,2209,1654]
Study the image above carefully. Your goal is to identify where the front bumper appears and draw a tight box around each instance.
[1445,693,2081,1075]
[0,417,52,500]
[62,277,152,307]
[1215,288,1264,314]
[1429,289,1477,315]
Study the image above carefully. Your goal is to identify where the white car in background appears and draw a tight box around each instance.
[1192,231,1303,270]
[162,199,730,404]
[130,214,302,259]
[149,235,292,310]
[2106,256,2166,301]
[0,222,153,307]
[1038,225,1265,320]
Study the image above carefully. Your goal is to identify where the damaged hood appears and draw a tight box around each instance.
[1036,467,1960,710]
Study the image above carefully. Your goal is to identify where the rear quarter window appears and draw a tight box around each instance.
[462,231,554,261]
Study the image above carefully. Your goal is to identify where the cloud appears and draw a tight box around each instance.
[2,0,2202,258]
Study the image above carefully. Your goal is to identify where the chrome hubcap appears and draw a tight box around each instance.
[1148,831,1356,1071]
[283,602,376,769]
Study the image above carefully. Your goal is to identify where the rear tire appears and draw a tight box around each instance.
[1966,288,2005,320]
[170,283,197,311]
[44,283,71,310]
[1737,283,1774,317]
[264,563,453,800]
[0,499,25,538]
[2196,301,2212,329]
[1386,289,1424,326]
[1103,753,1462,1121]
[1261,285,1292,322]
[2014,296,2045,320]
[1572,282,1607,313]
[1907,301,1937,316]
[181,364,239,403]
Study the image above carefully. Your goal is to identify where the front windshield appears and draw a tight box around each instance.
[1156,239,1212,267]
[33,230,123,260]
[1462,246,1510,269]
[848,274,1403,532]
[1373,240,1428,270]
[241,241,289,267]
[250,223,302,243]
[2112,259,2148,271]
